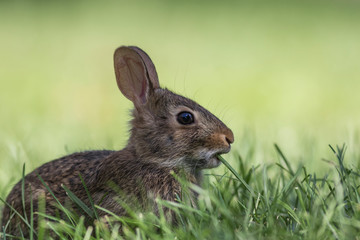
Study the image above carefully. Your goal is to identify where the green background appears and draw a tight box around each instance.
[1,0,360,197]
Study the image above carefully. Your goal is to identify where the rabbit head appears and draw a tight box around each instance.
[114,46,234,171]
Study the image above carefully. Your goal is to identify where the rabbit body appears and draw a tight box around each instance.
[2,149,185,237]
[1,46,234,237]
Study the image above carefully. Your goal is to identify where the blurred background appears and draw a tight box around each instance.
[1,0,360,196]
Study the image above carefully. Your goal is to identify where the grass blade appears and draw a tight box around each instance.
[61,184,94,219]
[36,174,76,226]
[217,155,256,197]
[274,144,295,176]
[79,174,99,220]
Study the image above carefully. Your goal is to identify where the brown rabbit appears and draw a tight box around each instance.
[1,46,234,237]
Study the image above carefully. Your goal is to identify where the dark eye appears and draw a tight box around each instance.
[177,112,194,125]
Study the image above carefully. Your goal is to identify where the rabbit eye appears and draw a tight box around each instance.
[177,112,194,125]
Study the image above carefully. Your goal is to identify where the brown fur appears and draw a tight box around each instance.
[1,46,234,237]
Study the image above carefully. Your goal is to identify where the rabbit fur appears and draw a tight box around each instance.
[1,46,234,237]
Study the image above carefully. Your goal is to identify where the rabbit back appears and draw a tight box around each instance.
[1,150,114,236]
[1,149,187,236]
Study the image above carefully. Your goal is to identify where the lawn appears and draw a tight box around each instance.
[1,0,360,239]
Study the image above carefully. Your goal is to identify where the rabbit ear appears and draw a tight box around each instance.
[113,46,160,105]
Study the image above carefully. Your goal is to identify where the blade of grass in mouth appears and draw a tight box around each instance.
[217,155,256,197]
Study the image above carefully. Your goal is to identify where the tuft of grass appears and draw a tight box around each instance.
[1,144,360,239]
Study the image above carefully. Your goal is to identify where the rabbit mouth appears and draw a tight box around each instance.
[194,148,230,169]
[213,150,230,165]
[201,154,223,169]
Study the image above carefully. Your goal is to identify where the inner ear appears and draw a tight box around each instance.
[128,46,160,89]
[113,46,159,106]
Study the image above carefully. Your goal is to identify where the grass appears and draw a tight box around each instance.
[1,144,360,239]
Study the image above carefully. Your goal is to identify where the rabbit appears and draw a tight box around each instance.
[1,46,234,237]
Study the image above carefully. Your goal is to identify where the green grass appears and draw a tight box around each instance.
[1,0,360,239]
[1,144,360,239]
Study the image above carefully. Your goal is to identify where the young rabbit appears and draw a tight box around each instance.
[1,46,234,237]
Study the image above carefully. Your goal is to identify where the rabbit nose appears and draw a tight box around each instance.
[223,129,234,145]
